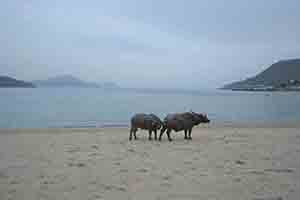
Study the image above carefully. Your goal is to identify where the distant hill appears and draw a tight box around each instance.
[33,75,101,88]
[0,76,35,88]
[102,82,120,89]
[222,59,300,90]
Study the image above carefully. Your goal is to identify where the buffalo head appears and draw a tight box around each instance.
[191,112,210,125]
[149,113,163,130]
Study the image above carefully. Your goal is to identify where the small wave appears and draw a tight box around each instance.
[50,120,129,129]
[99,123,129,128]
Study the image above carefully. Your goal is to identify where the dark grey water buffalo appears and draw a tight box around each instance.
[159,112,210,141]
[129,113,163,141]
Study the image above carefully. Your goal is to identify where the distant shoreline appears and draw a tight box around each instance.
[221,88,300,92]
[1,120,300,131]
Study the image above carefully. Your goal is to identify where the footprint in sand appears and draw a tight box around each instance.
[116,186,127,192]
[76,163,86,167]
[66,146,81,153]
[89,194,103,200]
[173,169,184,175]
[199,173,208,176]
[127,148,135,153]
[8,188,17,194]
[0,171,8,179]
[71,185,77,191]
[235,160,246,165]
[154,143,161,147]
[262,156,271,160]
[9,179,20,186]
[249,170,266,175]
[91,144,99,150]
[41,180,56,185]
[190,167,197,171]
[90,181,97,185]
[234,177,242,182]
[120,169,129,173]
[264,168,294,173]
[101,184,127,192]
[67,162,86,167]
[184,161,193,165]
[88,152,101,157]
[253,196,283,200]
[162,175,172,181]
[54,174,68,182]
[160,182,172,188]
[137,168,148,173]
[103,185,113,191]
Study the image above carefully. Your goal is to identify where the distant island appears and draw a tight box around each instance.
[102,81,120,89]
[33,75,119,89]
[222,59,300,91]
[0,76,35,88]
[0,74,120,89]
[33,75,101,88]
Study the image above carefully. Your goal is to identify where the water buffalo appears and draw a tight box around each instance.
[129,113,163,141]
[159,112,210,141]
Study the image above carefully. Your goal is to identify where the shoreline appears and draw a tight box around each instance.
[1,120,300,132]
[1,121,300,135]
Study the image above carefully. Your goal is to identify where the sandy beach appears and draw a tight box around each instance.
[1,125,300,200]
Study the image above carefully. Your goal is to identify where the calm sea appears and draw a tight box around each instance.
[1,88,300,128]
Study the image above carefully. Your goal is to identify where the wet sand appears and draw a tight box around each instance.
[0,125,300,200]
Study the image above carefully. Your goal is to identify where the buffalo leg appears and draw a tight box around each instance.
[188,128,192,140]
[134,130,138,140]
[129,128,133,141]
[154,130,157,140]
[159,126,167,141]
[129,127,136,140]
[166,129,172,142]
[184,130,188,139]
[148,130,152,140]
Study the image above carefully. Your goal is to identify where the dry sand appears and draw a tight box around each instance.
[0,125,300,200]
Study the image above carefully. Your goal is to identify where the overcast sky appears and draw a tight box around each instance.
[1,0,300,89]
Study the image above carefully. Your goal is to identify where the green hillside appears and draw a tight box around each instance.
[222,59,300,90]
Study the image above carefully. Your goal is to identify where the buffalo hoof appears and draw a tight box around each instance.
[168,138,173,142]
[148,137,152,141]
[188,137,192,140]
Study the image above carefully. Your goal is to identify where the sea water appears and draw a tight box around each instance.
[1,88,300,128]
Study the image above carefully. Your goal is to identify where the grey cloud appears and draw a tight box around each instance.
[1,0,300,88]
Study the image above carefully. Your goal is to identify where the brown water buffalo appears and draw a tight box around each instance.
[129,113,163,141]
[159,112,210,141]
